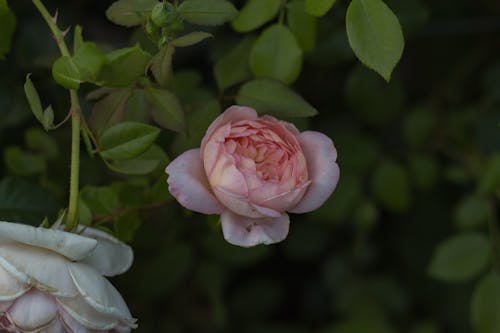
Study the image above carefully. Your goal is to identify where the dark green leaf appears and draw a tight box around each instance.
[403,107,436,148]
[171,32,213,47]
[471,273,500,333]
[72,42,105,82]
[100,121,161,160]
[428,232,490,282]
[305,0,337,16]
[478,153,500,195]
[73,25,84,53]
[231,0,280,32]
[287,0,318,52]
[214,36,255,91]
[52,56,81,90]
[78,197,92,226]
[89,88,133,137]
[144,87,185,132]
[250,24,303,84]
[4,146,46,176]
[0,177,59,225]
[454,195,490,229]
[0,0,16,60]
[115,213,142,242]
[23,75,55,130]
[346,0,404,81]
[25,128,59,160]
[371,160,411,213]
[178,0,238,26]
[106,0,158,27]
[99,45,152,87]
[109,144,168,175]
[150,44,175,87]
[409,154,439,191]
[237,78,318,117]
[80,186,120,215]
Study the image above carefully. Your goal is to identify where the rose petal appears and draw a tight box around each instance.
[0,264,28,302]
[200,105,258,152]
[79,227,133,277]
[220,210,290,247]
[166,149,223,214]
[8,289,58,331]
[289,131,340,214]
[0,222,97,261]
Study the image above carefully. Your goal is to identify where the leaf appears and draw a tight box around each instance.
[0,0,16,60]
[106,0,158,27]
[471,273,500,333]
[73,25,84,53]
[370,160,411,213]
[99,121,161,160]
[25,128,59,160]
[80,186,120,215]
[171,32,213,47]
[287,0,318,52]
[0,177,59,225]
[305,0,337,17]
[150,44,175,87]
[4,146,46,176]
[72,42,106,82]
[454,195,490,229]
[346,0,404,81]
[250,24,303,84]
[428,232,490,283]
[214,36,255,91]
[237,78,318,117]
[23,75,55,130]
[231,0,281,32]
[89,88,133,136]
[99,44,152,87]
[478,153,500,195]
[115,213,142,242]
[52,56,81,90]
[409,154,439,191]
[178,0,238,26]
[109,144,168,175]
[144,87,185,132]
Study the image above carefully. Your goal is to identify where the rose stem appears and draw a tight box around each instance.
[32,0,81,232]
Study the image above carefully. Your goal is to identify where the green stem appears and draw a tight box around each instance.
[32,0,81,231]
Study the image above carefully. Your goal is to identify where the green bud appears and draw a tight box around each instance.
[151,3,169,27]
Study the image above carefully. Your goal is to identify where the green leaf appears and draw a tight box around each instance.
[115,213,142,242]
[106,0,158,27]
[80,186,120,215]
[23,75,55,130]
[237,78,318,117]
[52,56,81,90]
[471,273,500,333]
[454,195,490,229]
[171,32,213,47]
[428,232,490,283]
[305,0,337,16]
[371,160,411,213]
[409,154,439,191]
[77,197,92,226]
[231,0,280,32]
[178,0,238,26]
[346,0,404,81]
[0,178,59,225]
[403,107,436,148]
[72,42,106,82]
[73,25,84,53]
[144,87,185,132]
[250,24,303,84]
[99,121,161,160]
[287,0,318,52]
[99,45,152,87]
[478,153,500,195]
[109,144,168,175]
[150,44,175,87]
[0,0,16,60]
[25,128,59,160]
[214,36,255,91]
[89,88,133,136]
[4,146,46,176]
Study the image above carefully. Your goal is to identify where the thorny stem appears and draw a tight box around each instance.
[32,0,81,231]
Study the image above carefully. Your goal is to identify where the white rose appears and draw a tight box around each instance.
[0,221,137,332]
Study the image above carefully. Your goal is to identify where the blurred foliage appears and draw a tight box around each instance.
[0,0,499,332]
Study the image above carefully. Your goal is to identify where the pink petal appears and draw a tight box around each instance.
[201,105,258,152]
[8,289,58,331]
[220,210,290,247]
[289,131,340,214]
[166,149,223,214]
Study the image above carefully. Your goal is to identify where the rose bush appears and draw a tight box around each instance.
[166,106,340,247]
[0,222,137,332]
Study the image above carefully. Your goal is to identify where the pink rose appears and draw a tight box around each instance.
[166,106,340,247]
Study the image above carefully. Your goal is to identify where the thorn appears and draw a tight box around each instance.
[62,27,71,38]
[51,10,58,25]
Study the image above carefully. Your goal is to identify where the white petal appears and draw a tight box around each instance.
[8,289,58,331]
[68,263,136,326]
[78,227,134,277]
[0,301,12,312]
[58,298,119,331]
[0,222,97,261]
[44,317,67,333]
[0,244,77,297]
[0,264,29,301]
[59,310,102,333]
